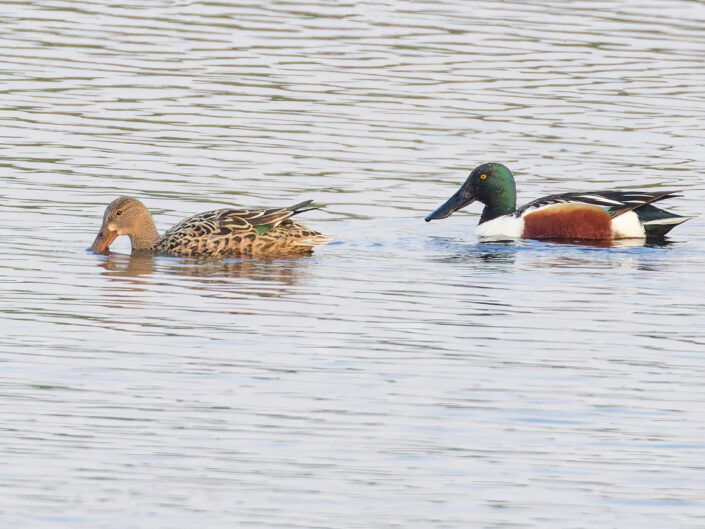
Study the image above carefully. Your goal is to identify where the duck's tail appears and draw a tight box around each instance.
[634,202,693,238]
[293,234,333,247]
[641,212,693,238]
[286,201,332,247]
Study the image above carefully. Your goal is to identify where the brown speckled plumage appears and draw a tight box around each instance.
[91,197,330,257]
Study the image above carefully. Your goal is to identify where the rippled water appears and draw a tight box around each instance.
[2,1,705,527]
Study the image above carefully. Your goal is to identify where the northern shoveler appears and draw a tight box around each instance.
[90,197,330,257]
[425,163,691,240]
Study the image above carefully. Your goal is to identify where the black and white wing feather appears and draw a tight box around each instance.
[515,190,681,218]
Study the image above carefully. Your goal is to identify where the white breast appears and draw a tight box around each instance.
[474,215,525,239]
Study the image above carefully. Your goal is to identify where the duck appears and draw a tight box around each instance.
[425,163,692,240]
[90,197,330,257]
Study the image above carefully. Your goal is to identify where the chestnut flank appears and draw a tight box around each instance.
[522,204,612,240]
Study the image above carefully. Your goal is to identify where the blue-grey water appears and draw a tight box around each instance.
[2,1,705,528]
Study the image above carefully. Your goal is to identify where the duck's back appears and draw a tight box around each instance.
[155,203,330,257]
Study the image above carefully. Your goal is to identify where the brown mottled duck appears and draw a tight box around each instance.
[90,197,330,257]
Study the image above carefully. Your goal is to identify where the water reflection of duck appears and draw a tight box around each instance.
[101,252,310,286]
[426,163,692,241]
[102,253,155,277]
[91,197,330,257]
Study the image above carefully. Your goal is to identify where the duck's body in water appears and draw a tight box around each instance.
[91,197,330,257]
[426,163,692,241]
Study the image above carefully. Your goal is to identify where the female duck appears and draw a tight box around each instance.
[425,163,691,240]
[90,197,330,257]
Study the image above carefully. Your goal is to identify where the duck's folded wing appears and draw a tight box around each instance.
[516,190,681,218]
[214,200,316,235]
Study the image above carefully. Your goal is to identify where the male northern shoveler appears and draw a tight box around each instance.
[425,163,691,240]
[90,197,330,257]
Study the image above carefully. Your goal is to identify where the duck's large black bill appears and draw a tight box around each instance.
[425,185,477,222]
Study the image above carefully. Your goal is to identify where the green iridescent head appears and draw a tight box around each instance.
[425,163,517,224]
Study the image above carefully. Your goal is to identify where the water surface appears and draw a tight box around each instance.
[2,1,705,528]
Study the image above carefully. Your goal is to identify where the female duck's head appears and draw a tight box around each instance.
[426,163,517,223]
[90,197,158,253]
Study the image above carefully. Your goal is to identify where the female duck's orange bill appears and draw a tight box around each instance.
[90,229,118,253]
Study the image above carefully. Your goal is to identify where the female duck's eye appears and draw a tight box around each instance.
[116,210,123,216]
[480,174,487,180]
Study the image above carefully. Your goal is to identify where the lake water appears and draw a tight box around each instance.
[2,1,705,527]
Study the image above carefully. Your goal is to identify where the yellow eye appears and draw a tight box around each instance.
[480,174,487,180]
